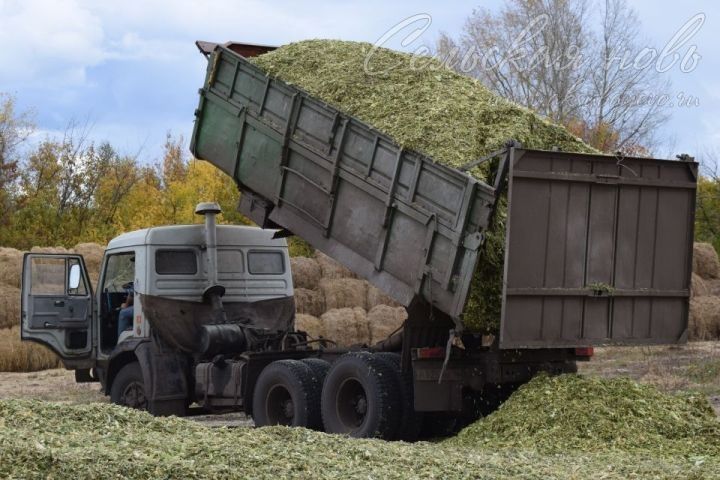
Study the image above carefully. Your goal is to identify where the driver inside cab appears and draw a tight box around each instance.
[117,281,134,337]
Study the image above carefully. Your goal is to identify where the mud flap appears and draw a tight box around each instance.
[135,334,191,415]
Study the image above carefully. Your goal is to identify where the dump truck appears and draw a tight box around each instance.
[19,41,699,440]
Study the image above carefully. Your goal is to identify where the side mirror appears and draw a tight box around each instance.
[68,264,81,290]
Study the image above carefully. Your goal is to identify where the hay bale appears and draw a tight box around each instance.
[0,326,61,372]
[688,296,720,341]
[73,243,104,286]
[366,284,400,309]
[0,248,23,288]
[367,305,407,343]
[294,288,325,317]
[290,256,322,289]
[294,313,325,339]
[320,307,370,346]
[0,286,21,329]
[691,273,710,298]
[313,252,356,279]
[320,278,367,310]
[29,246,71,254]
[706,279,720,296]
[693,242,720,279]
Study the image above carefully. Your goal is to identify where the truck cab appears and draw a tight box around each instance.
[21,205,293,410]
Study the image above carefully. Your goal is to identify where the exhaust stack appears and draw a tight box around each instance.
[195,202,226,322]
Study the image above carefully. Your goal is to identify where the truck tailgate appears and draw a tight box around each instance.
[190,45,498,319]
[500,148,698,348]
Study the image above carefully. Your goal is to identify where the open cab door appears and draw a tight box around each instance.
[21,254,94,368]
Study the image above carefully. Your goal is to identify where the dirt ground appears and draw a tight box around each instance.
[0,341,718,420]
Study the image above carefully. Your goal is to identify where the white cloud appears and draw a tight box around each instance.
[0,0,453,90]
[0,0,105,87]
[0,0,379,89]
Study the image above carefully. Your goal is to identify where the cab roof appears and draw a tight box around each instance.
[107,224,287,250]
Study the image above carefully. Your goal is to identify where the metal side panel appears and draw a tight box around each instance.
[190,46,498,319]
[499,149,698,348]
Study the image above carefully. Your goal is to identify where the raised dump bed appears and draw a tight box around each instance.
[190,42,698,348]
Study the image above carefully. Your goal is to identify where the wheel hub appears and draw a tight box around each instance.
[282,399,295,419]
[354,396,367,415]
[266,384,295,425]
[122,381,147,410]
[337,378,368,428]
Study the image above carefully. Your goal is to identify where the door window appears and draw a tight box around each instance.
[30,257,66,295]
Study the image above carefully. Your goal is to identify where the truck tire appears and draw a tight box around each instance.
[110,362,148,411]
[252,359,322,430]
[321,352,401,439]
[374,352,422,441]
[301,358,331,388]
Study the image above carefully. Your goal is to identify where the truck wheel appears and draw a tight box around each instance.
[321,352,401,439]
[252,359,322,430]
[374,352,422,441]
[301,358,331,388]
[110,362,148,411]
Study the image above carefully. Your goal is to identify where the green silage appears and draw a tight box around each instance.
[2,374,719,478]
[450,374,720,457]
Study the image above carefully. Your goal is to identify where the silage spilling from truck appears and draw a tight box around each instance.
[248,39,596,331]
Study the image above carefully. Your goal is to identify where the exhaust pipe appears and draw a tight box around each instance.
[195,202,227,322]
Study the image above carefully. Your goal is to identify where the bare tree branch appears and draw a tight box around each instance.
[435,0,670,154]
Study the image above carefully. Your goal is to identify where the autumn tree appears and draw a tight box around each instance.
[0,97,253,250]
[0,94,34,229]
[111,133,247,233]
[696,150,720,253]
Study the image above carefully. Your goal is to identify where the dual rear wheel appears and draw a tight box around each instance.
[252,352,416,440]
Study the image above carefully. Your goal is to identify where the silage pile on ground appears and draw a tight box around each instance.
[0,244,105,372]
[2,376,719,479]
[251,40,596,331]
[450,373,720,458]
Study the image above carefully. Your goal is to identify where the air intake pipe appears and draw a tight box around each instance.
[195,202,227,323]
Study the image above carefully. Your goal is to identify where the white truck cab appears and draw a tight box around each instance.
[20,206,293,372]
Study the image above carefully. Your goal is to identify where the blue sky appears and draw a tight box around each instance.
[1,0,718,164]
